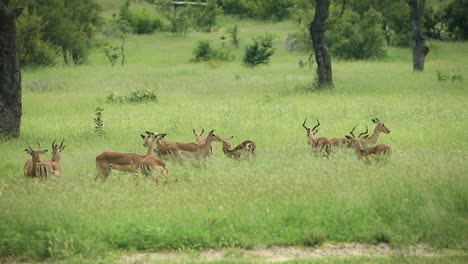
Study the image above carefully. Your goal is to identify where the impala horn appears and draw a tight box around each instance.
[358,125,369,137]
[350,124,358,138]
[312,118,320,132]
[302,118,310,131]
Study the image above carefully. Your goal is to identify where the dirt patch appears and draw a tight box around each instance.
[122,243,442,263]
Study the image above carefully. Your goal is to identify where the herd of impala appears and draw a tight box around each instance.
[23,118,391,182]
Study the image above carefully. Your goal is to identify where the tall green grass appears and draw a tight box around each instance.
[0,19,467,261]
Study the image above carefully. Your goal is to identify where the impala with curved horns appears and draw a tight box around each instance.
[302,118,331,158]
[37,140,65,179]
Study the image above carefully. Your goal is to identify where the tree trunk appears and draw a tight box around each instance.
[408,0,429,71]
[309,0,333,89]
[0,1,23,139]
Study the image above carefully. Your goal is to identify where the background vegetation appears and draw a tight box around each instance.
[0,0,467,262]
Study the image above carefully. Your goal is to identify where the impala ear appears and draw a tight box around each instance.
[141,134,146,139]
[40,150,48,154]
[228,136,234,141]
[201,129,204,135]
[209,130,215,135]
[145,131,153,135]
[193,129,196,135]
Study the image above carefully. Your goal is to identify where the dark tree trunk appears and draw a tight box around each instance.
[309,0,333,89]
[408,0,429,71]
[0,0,23,139]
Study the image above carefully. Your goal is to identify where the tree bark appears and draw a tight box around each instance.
[408,0,429,71]
[309,0,333,89]
[0,0,23,139]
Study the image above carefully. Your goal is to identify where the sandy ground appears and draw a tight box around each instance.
[122,243,453,263]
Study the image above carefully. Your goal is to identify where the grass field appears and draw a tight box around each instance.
[0,14,467,263]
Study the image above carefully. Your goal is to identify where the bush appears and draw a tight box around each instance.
[106,89,158,104]
[243,33,276,67]
[17,9,56,67]
[191,40,234,62]
[119,0,166,34]
[327,8,386,60]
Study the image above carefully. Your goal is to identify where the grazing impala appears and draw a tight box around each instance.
[221,136,256,161]
[361,118,391,146]
[95,134,160,181]
[193,129,213,156]
[302,118,332,158]
[37,140,65,179]
[346,128,391,160]
[140,134,169,183]
[24,145,48,178]
[151,130,222,167]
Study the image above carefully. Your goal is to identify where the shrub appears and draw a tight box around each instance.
[437,71,463,82]
[192,40,234,62]
[126,89,158,103]
[327,8,386,60]
[119,0,166,34]
[94,107,104,135]
[226,24,240,48]
[243,33,276,67]
[17,9,56,67]
[106,89,157,103]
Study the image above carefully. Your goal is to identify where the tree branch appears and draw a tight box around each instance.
[329,0,347,24]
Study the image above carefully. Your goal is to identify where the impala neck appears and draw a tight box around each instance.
[196,135,204,144]
[146,140,158,156]
[52,151,61,163]
[203,136,216,149]
[368,125,380,144]
[222,143,232,154]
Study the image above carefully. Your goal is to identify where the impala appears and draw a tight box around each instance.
[24,145,48,178]
[143,131,176,161]
[361,118,391,146]
[140,134,169,183]
[95,134,161,181]
[193,128,213,156]
[346,129,391,160]
[151,130,222,167]
[302,118,332,158]
[37,140,65,179]
[221,136,257,161]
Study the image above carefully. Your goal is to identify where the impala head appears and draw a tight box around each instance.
[51,140,65,159]
[206,130,223,142]
[142,131,166,147]
[372,118,391,134]
[24,145,48,162]
[302,118,320,137]
[222,136,234,148]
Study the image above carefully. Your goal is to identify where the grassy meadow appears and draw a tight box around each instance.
[0,15,467,262]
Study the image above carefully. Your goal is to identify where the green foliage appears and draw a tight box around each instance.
[119,0,166,34]
[226,24,240,48]
[327,8,386,60]
[243,33,276,67]
[218,0,296,21]
[348,0,411,47]
[11,0,101,65]
[436,71,463,82]
[106,89,158,103]
[155,0,220,34]
[16,9,56,67]
[442,0,468,40]
[192,40,235,62]
[93,107,104,135]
